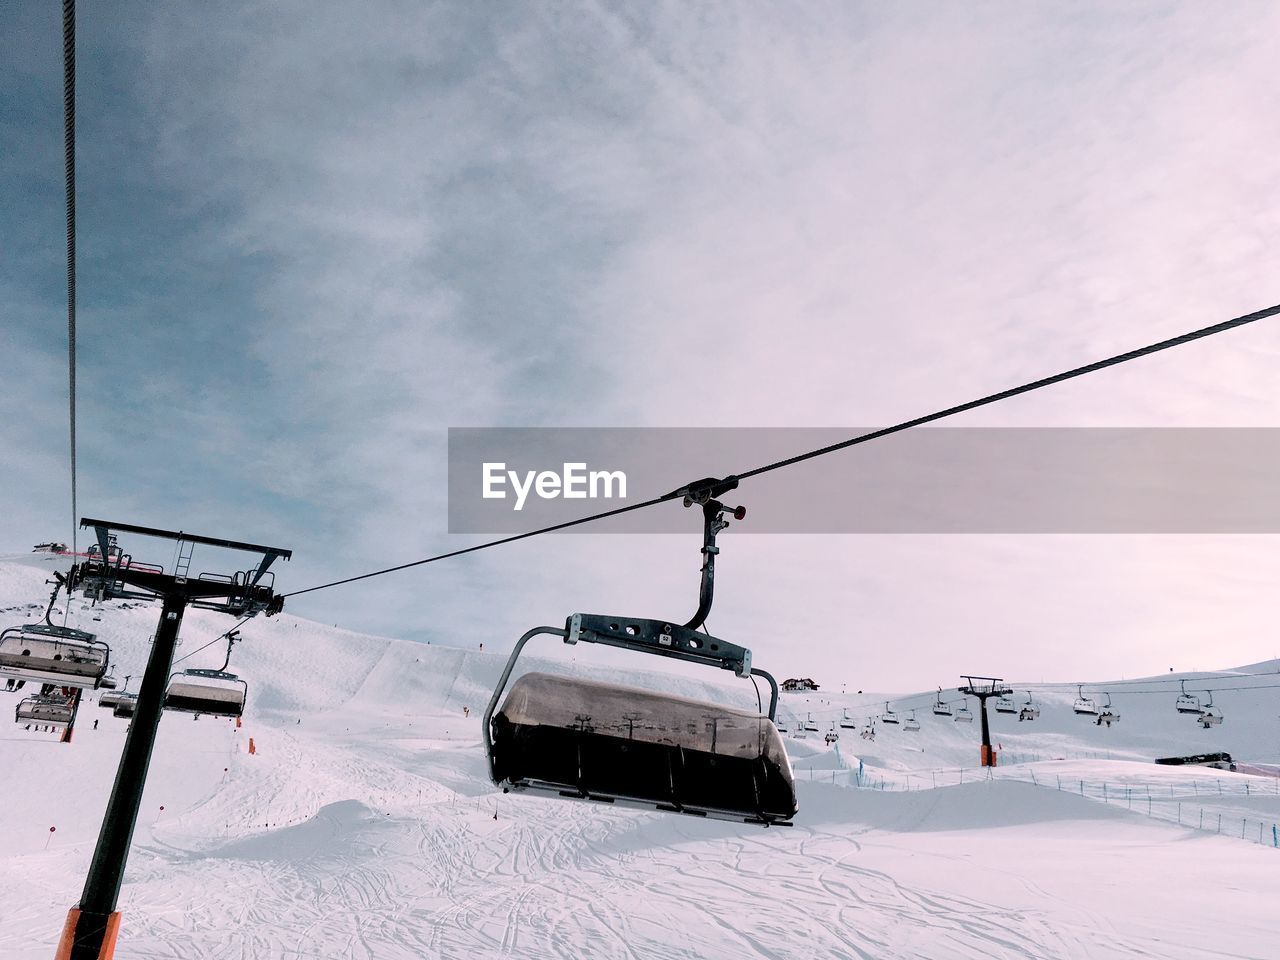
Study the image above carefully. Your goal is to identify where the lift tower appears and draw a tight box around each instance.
[55,519,290,960]
[958,676,1013,768]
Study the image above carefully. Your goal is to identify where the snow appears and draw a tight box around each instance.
[0,559,1277,959]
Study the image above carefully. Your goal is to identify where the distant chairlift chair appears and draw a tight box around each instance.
[99,676,138,719]
[1095,693,1120,726]
[165,628,248,719]
[1073,685,1098,716]
[16,694,75,727]
[164,668,247,719]
[1198,691,1223,728]
[932,688,953,718]
[1175,680,1203,715]
[1018,691,1040,722]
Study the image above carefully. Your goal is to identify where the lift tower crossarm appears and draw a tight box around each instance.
[79,518,292,560]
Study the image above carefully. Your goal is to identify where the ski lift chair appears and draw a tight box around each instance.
[1095,693,1120,726]
[994,694,1017,714]
[15,694,74,727]
[1175,680,1202,715]
[839,709,856,730]
[954,702,974,723]
[109,694,138,718]
[880,702,900,725]
[803,712,820,732]
[859,719,876,741]
[932,688,952,717]
[1072,685,1098,716]
[903,709,921,732]
[0,624,110,690]
[1198,691,1223,727]
[1018,691,1040,722]
[164,669,247,718]
[824,726,839,746]
[98,690,133,710]
[99,675,133,711]
[165,628,248,719]
[487,621,795,826]
[100,681,138,718]
[484,484,796,826]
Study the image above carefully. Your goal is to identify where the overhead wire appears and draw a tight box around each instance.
[1014,672,1267,690]
[1070,681,1280,695]
[284,495,675,598]
[171,614,254,667]
[284,302,1280,600]
[62,0,78,625]
[732,303,1280,483]
[63,0,78,563]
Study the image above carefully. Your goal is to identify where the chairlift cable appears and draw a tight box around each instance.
[1056,680,1280,696]
[284,496,675,598]
[284,303,1280,600]
[733,303,1280,483]
[1014,672,1264,691]
[171,615,253,667]
[62,0,79,596]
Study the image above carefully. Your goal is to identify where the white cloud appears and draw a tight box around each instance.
[5,2,1279,686]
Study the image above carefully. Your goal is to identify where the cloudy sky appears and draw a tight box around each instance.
[2,1,1279,691]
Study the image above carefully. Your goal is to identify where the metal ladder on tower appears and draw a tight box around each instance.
[174,538,194,579]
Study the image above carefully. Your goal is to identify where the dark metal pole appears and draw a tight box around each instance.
[60,687,83,744]
[68,594,186,959]
[979,696,992,765]
[684,500,721,631]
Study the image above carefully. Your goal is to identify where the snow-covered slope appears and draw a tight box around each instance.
[0,560,1276,959]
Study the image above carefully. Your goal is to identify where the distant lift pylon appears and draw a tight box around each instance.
[484,477,797,826]
[958,676,1012,767]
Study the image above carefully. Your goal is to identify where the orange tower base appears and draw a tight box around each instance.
[980,745,997,767]
[54,908,121,959]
